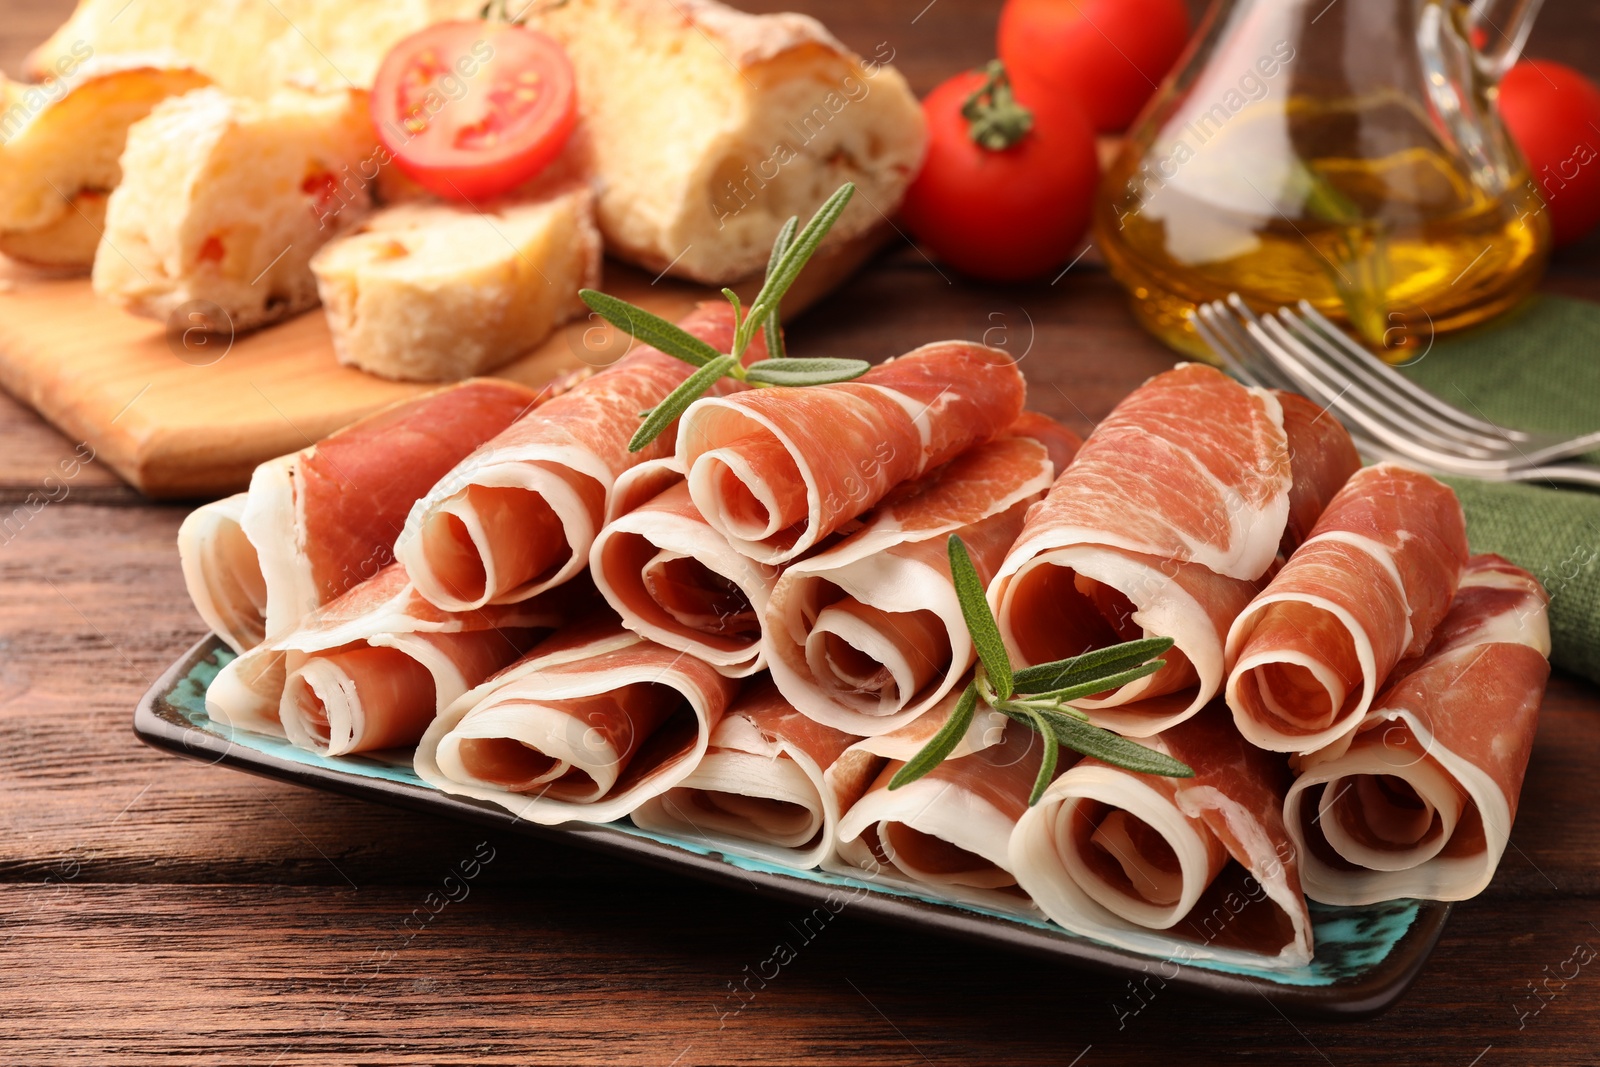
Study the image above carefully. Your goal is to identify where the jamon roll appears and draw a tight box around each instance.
[989,369,1359,737]
[178,378,543,651]
[827,696,1048,917]
[1284,555,1550,904]
[678,340,1026,565]
[764,414,1079,735]
[206,563,566,752]
[1227,463,1469,753]
[1010,706,1314,970]
[397,302,763,612]
[591,477,778,677]
[414,620,740,825]
[631,678,860,869]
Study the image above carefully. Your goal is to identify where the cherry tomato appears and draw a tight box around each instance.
[1498,59,1600,248]
[899,63,1099,282]
[997,0,1191,133]
[370,21,578,202]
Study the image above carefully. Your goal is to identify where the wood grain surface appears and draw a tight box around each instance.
[5,2,1600,1065]
[0,225,886,500]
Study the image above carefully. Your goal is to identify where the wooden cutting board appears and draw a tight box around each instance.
[0,228,887,499]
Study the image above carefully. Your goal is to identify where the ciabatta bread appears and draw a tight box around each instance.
[527,0,925,282]
[33,0,926,283]
[310,186,602,381]
[0,59,211,269]
[93,86,380,331]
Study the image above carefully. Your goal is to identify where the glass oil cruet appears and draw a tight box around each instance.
[1094,0,1550,360]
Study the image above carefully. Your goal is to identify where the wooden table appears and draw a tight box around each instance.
[5,2,1600,1063]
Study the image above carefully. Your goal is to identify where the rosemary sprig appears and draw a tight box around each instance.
[578,182,871,453]
[889,534,1195,805]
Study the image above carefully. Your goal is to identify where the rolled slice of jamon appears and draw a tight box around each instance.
[826,695,1050,917]
[1283,555,1550,904]
[1226,463,1469,753]
[178,493,267,653]
[989,372,1359,737]
[397,302,762,612]
[764,413,1080,735]
[630,678,861,869]
[205,562,569,750]
[678,340,1027,565]
[590,475,778,678]
[176,378,546,653]
[1010,705,1314,970]
[414,619,741,825]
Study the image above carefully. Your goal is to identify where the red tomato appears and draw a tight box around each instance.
[1498,59,1600,247]
[899,63,1099,282]
[997,0,1191,132]
[371,21,578,202]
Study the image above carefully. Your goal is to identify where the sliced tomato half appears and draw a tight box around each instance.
[371,20,579,202]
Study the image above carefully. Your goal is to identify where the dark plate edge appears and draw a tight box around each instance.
[133,635,1450,1019]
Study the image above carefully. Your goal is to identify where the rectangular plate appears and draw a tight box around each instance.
[135,636,1450,1018]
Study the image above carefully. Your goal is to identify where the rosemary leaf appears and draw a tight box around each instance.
[1031,707,1195,778]
[948,534,1013,700]
[1012,636,1176,694]
[739,183,855,353]
[628,353,737,453]
[744,358,871,386]
[580,289,724,369]
[763,216,798,361]
[1025,659,1167,704]
[1015,706,1059,805]
[888,681,978,791]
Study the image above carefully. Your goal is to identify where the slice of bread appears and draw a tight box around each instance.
[93,86,381,332]
[527,0,926,283]
[32,0,926,284]
[310,185,602,381]
[0,59,212,269]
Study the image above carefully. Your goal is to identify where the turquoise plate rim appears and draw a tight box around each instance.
[134,635,1451,1018]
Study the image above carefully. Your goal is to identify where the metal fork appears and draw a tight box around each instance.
[1191,295,1600,489]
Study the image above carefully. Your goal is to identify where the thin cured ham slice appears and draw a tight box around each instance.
[630,678,861,869]
[1226,463,1469,753]
[1008,363,1294,583]
[678,340,1027,565]
[414,620,741,825]
[826,696,1048,917]
[397,302,763,613]
[590,478,778,677]
[1010,706,1314,970]
[1284,555,1550,904]
[205,563,567,752]
[764,413,1081,735]
[177,379,544,651]
[989,371,1359,737]
[178,493,267,653]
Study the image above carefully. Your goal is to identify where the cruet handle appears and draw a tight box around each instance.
[1464,0,1547,81]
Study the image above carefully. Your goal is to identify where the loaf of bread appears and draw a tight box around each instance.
[32,0,926,283]
[310,186,602,381]
[93,86,380,331]
[0,59,211,269]
[527,0,925,282]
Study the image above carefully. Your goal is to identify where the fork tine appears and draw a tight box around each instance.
[1221,297,1540,473]
[1280,309,1512,450]
[1192,301,1299,393]
[1293,301,1531,441]
[1234,298,1513,462]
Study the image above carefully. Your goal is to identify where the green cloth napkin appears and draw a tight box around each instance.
[1399,295,1600,684]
